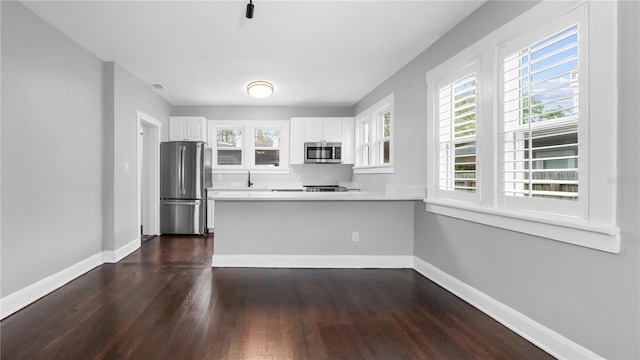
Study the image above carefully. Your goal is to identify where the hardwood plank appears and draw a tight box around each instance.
[1,235,554,360]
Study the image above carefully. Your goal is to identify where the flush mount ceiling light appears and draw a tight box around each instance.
[247,81,274,99]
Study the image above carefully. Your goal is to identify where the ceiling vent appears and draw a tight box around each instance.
[151,84,165,90]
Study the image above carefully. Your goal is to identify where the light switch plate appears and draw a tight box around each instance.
[124,162,130,172]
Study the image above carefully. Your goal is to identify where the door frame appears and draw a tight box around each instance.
[136,110,162,237]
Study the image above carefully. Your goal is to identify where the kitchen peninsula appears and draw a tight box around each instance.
[209,186,424,269]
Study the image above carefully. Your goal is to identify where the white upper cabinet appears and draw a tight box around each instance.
[169,116,207,142]
[341,117,355,164]
[303,118,324,142]
[169,117,187,141]
[290,117,355,165]
[322,118,343,143]
[304,118,342,143]
[290,118,305,165]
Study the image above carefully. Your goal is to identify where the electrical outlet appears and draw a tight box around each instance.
[217,173,222,180]
[352,231,359,242]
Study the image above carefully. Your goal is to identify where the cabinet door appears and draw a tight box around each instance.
[290,118,305,164]
[341,117,355,164]
[322,118,343,142]
[186,117,207,142]
[207,199,215,229]
[304,118,324,142]
[169,117,187,141]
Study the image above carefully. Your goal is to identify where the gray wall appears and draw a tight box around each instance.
[1,1,105,296]
[107,63,172,250]
[352,1,640,358]
[172,105,352,123]
[1,2,173,297]
[215,201,414,256]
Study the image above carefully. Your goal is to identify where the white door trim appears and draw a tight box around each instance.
[136,110,162,237]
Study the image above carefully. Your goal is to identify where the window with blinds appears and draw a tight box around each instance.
[437,72,478,193]
[501,24,579,201]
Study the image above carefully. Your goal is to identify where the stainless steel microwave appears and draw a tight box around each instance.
[304,142,342,164]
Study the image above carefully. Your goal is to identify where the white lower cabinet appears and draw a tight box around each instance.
[207,199,215,231]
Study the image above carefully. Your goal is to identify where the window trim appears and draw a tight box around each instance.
[210,120,290,174]
[425,1,620,253]
[354,93,395,174]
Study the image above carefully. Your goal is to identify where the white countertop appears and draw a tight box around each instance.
[209,191,423,201]
[208,181,304,192]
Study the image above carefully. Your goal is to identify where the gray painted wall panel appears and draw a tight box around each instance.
[172,105,352,123]
[215,201,414,256]
[1,2,105,296]
[109,63,172,250]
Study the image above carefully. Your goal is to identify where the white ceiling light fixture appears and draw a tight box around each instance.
[247,81,274,99]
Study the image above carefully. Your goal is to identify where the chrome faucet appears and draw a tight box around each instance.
[248,171,253,188]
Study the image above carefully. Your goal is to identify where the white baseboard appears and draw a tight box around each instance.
[1,238,140,320]
[412,257,603,360]
[103,238,140,263]
[0,252,104,320]
[212,254,413,268]
[0,246,604,360]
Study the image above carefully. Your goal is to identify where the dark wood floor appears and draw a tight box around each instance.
[1,236,553,360]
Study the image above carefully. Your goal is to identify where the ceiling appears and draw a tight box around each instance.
[23,1,485,107]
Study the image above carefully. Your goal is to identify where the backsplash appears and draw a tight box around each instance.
[211,164,353,187]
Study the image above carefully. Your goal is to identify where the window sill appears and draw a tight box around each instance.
[353,165,395,174]
[423,199,620,254]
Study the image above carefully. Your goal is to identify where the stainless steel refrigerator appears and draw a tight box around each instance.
[160,142,210,234]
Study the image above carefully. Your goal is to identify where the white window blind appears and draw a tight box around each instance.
[437,72,478,193]
[501,24,580,201]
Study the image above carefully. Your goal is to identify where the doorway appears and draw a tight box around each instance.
[137,110,161,241]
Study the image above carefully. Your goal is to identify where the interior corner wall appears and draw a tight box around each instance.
[0,1,105,297]
[108,63,172,251]
[350,1,542,192]
[351,0,639,358]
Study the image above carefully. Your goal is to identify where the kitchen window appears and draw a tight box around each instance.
[211,120,289,173]
[216,128,243,166]
[359,117,372,166]
[354,93,394,174]
[425,2,619,253]
[254,128,281,167]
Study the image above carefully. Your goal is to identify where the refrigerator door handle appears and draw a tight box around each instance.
[180,145,186,195]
